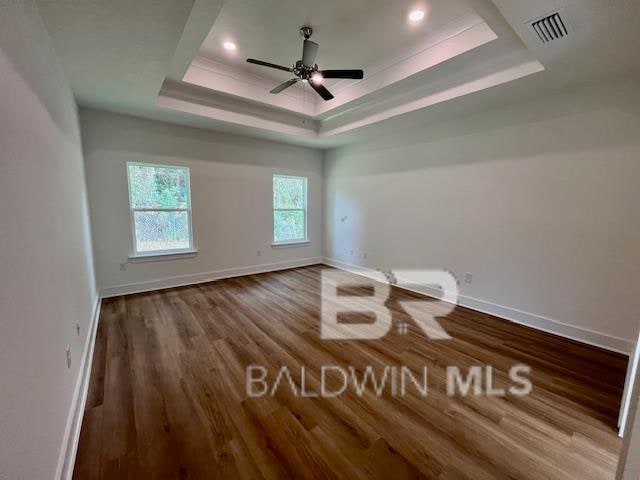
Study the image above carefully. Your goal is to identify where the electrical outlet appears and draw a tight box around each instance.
[66,346,72,369]
[465,272,473,284]
[76,323,81,336]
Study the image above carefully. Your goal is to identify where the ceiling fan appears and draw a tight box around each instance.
[246,26,364,101]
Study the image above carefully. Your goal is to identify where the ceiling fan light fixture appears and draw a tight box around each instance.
[223,41,237,51]
[408,10,425,22]
[311,72,323,84]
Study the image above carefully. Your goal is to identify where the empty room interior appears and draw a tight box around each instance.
[2,0,640,479]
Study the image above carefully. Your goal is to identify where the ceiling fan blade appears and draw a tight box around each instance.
[246,58,292,72]
[301,40,319,66]
[270,78,300,94]
[319,69,364,79]
[309,81,334,101]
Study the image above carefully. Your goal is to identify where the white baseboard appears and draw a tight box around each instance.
[100,257,323,298]
[323,257,634,355]
[56,295,102,480]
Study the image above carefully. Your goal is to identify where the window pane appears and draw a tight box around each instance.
[134,211,190,252]
[273,176,305,209]
[274,210,305,242]
[128,164,189,209]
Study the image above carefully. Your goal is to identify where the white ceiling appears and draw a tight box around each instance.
[493,0,640,83]
[198,0,476,82]
[34,0,202,111]
[35,0,640,149]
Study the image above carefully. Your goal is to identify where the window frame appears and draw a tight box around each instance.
[272,174,309,246]
[126,161,194,257]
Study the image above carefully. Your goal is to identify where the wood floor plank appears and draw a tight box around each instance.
[73,265,626,479]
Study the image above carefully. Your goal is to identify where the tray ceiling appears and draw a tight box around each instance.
[197,0,476,83]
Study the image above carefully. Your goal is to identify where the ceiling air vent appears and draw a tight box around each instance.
[530,12,569,44]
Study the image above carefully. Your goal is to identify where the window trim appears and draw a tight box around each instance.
[126,161,194,257]
[272,174,309,246]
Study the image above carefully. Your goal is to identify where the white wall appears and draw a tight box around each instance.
[0,1,97,479]
[618,333,640,479]
[621,401,640,479]
[81,108,323,295]
[324,75,640,353]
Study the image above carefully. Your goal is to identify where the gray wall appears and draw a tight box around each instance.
[0,1,97,478]
[81,108,324,295]
[324,75,640,351]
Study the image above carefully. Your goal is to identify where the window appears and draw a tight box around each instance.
[273,175,308,244]
[127,162,193,255]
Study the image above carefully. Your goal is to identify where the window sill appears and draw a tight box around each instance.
[128,249,198,263]
[271,240,310,248]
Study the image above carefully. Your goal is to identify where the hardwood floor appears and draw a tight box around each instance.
[73,265,627,479]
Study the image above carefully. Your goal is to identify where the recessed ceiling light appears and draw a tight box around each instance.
[408,10,425,22]
[223,41,237,51]
[311,72,323,84]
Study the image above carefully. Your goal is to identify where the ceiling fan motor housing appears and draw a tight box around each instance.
[293,60,317,80]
